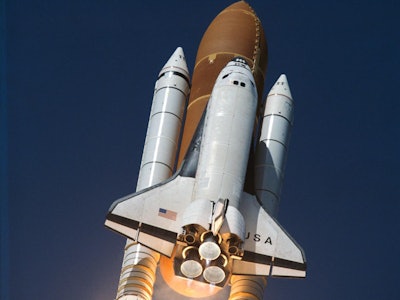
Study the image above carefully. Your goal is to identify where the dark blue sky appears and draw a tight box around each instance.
[2,0,399,299]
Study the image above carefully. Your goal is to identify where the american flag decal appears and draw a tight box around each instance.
[158,208,177,221]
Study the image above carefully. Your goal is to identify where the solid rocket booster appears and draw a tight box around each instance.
[255,74,294,217]
[115,48,190,300]
[137,47,190,187]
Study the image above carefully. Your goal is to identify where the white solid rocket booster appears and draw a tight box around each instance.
[255,74,294,217]
[116,47,190,300]
[137,47,190,188]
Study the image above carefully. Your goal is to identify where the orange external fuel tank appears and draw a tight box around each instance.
[177,1,268,163]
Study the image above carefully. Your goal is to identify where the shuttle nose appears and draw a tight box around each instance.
[231,56,248,65]
[227,56,252,74]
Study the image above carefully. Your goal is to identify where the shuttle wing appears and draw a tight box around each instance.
[105,175,195,256]
[233,192,306,278]
[106,181,306,276]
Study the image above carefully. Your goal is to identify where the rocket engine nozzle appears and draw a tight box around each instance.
[180,246,203,278]
[203,253,228,284]
[199,231,222,261]
[173,228,234,288]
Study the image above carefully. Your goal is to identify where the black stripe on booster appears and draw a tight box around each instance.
[158,71,190,85]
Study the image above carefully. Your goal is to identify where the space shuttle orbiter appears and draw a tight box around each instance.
[105,56,306,289]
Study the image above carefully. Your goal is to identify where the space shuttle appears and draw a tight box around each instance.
[105,54,306,288]
[105,2,306,299]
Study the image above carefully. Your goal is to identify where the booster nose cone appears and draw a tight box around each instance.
[268,74,292,100]
[159,46,190,80]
